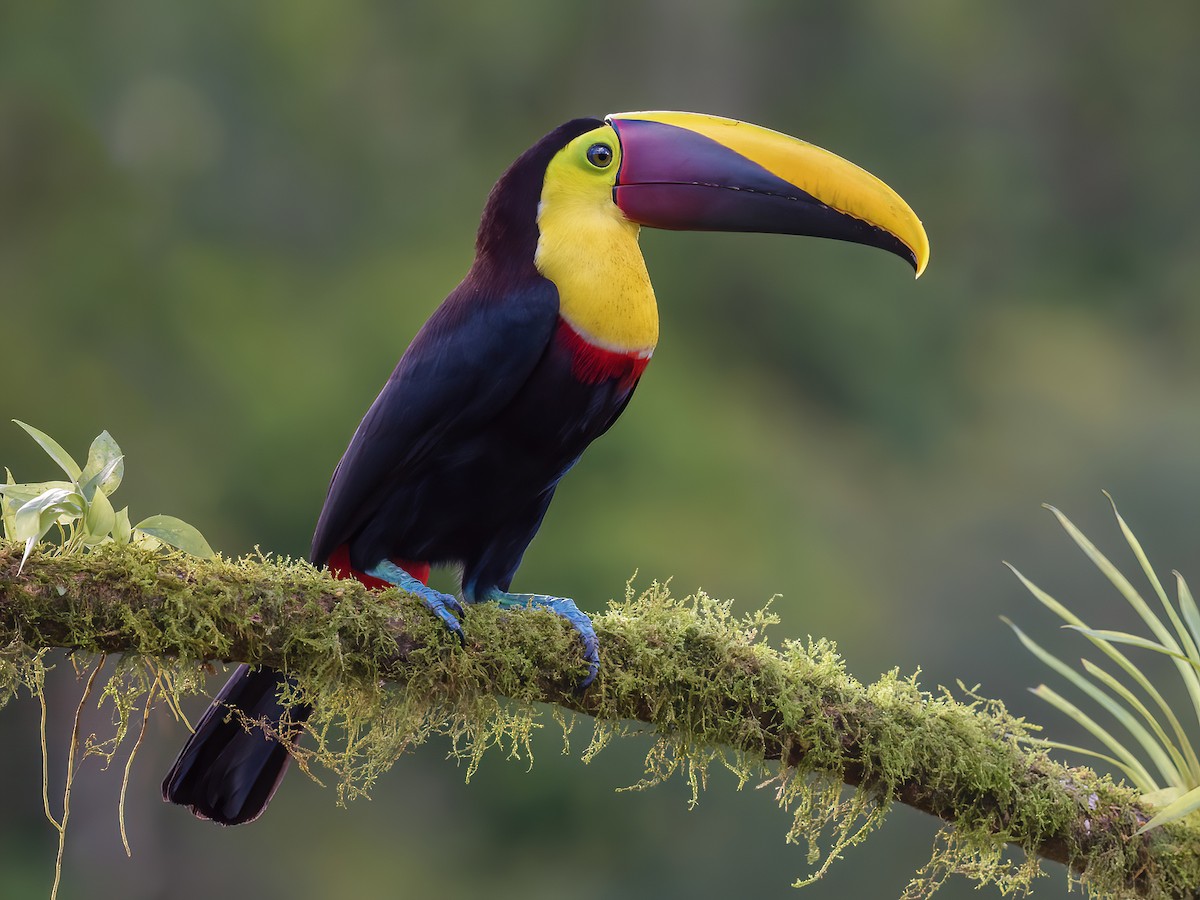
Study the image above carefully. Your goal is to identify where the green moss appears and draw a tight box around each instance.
[3,541,1200,897]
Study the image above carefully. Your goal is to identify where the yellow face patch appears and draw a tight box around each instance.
[534,125,659,353]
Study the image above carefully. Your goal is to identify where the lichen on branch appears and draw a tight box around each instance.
[1,539,1198,898]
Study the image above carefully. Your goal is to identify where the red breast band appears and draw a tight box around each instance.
[555,319,651,389]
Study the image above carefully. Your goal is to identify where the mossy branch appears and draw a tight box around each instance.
[2,540,1199,898]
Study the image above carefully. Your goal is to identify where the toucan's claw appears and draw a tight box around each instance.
[367,560,466,645]
[442,593,466,620]
[486,590,599,689]
[427,598,466,645]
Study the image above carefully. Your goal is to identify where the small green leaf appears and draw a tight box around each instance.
[113,507,132,545]
[133,515,214,558]
[79,456,124,504]
[79,431,124,499]
[83,487,116,543]
[13,420,82,481]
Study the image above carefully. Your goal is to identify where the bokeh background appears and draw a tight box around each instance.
[4,3,1200,897]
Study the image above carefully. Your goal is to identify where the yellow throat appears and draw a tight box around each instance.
[534,125,659,353]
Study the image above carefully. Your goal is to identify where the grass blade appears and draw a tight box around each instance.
[1107,493,1195,657]
[1004,563,1084,627]
[1004,618,1170,785]
[1031,683,1157,789]
[1071,626,1200,781]
[1008,571,1195,768]
[1011,554,1200,779]
[1046,505,1180,651]
[1176,572,1200,656]
[1080,658,1189,784]
[1106,494,1200,729]
[1068,628,1194,663]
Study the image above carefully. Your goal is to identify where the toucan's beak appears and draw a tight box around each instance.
[607,111,929,277]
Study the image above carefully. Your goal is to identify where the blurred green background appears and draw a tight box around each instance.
[4,2,1200,897]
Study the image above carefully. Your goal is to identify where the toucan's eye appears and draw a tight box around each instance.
[586,143,613,168]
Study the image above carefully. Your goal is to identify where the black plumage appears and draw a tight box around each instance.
[164,118,640,824]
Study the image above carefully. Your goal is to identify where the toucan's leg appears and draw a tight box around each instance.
[366,560,465,642]
[482,589,599,688]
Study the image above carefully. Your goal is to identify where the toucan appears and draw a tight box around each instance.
[162,111,929,825]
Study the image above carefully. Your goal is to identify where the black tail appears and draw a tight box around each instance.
[162,664,311,825]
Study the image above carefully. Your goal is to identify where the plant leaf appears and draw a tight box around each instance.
[83,488,116,544]
[0,481,77,504]
[79,431,124,499]
[1107,493,1195,657]
[1,469,15,540]
[1004,563,1084,627]
[1104,493,1200,733]
[113,507,132,545]
[1030,683,1158,789]
[1176,572,1200,654]
[1004,618,1165,787]
[1067,627,1189,661]
[12,487,85,572]
[13,420,81,481]
[1046,504,1181,651]
[133,515,214,558]
[1080,658,1193,785]
[20,536,36,572]
[1140,785,1186,807]
[1070,624,1200,781]
[1138,783,1200,833]
[1011,553,1200,779]
[14,488,83,542]
[1,479,74,539]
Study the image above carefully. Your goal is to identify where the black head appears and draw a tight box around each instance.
[473,117,604,274]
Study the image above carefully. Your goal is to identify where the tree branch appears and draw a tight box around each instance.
[2,540,1198,898]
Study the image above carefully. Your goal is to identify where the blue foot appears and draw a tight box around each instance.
[367,560,465,643]
[484,590,599,689]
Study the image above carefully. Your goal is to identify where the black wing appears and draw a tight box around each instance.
[309,275,559,566]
